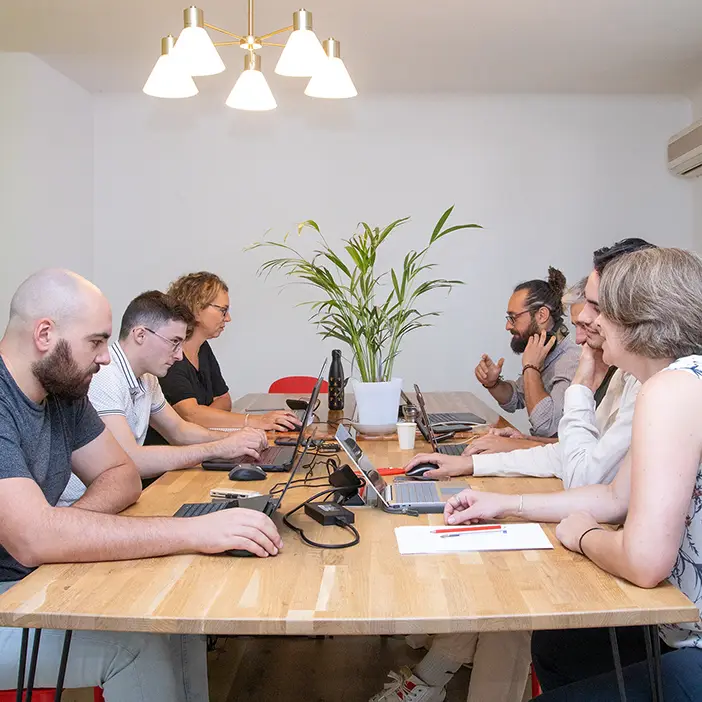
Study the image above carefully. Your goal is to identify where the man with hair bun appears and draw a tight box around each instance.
[474,266,581,437]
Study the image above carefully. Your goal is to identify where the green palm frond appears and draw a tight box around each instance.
[247,206,482,382]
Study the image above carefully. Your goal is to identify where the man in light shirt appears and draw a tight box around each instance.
[370,239,654,702]
[60,290,267,504]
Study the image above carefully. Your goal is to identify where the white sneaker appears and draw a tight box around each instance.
[370,666,447,702]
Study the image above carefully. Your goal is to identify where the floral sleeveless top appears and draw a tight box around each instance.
[659,356,702,649]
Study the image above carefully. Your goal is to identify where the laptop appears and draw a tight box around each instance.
[413,385,470,457]
[401,389,486,430]
[174,440,313,557]
[175,436,313,521]
[335,425,470,514]
[202,360,327,473]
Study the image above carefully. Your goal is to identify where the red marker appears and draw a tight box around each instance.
[431,524,504,535]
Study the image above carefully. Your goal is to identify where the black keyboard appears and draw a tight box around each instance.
[174,501,237,518]
[438,443,468,456]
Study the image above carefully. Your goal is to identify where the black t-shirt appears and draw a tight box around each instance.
[0,356,105,582]
[146,342,229,445]
[159,341,228,406]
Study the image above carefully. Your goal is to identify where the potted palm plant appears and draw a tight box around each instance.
[248,206,481,430]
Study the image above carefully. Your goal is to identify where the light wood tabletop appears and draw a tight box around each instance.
[0,393,696,637]
[234,390,511,437]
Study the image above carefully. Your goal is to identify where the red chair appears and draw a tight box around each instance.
[530,663,542,697]
[268,376,328,393]
[0,688,104,701]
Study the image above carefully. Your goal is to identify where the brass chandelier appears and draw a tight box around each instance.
[143,1,357,110]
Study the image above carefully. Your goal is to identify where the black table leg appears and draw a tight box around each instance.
[651,625,664,701]
[25,629,42,702]
[643,625,659,702]
[609,627,627,702]
[53,630,73,702]
[15,629,29,702]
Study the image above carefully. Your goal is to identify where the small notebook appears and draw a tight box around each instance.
[394,523,553,555]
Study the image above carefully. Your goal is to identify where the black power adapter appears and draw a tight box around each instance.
[304,502,355,526]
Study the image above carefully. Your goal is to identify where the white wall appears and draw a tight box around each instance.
[688,83,702,253]
[0,53,94,330]
[92,93,692,421]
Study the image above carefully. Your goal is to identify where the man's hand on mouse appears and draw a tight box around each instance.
[214,428,267,460]
[193,508,282,558]
[404,453,474,480]
[248,410,302,432]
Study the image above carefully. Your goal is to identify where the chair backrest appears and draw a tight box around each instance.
[268,376,329,394]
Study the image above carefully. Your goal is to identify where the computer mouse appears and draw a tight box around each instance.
[405,463,439,480]
[228,465,267,481]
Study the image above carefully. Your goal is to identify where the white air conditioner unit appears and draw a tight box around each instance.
[668,119,702,177]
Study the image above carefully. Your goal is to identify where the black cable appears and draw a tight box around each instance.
[282,487,360,549]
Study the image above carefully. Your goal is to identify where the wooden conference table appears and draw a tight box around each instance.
[0,392,696,699]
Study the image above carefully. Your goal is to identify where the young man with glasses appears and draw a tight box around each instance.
[59,290,267,504]
[474,266,581,437]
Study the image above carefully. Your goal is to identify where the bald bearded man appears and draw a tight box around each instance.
[0,269,283,701]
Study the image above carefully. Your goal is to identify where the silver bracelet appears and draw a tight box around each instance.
[517,495,524,514]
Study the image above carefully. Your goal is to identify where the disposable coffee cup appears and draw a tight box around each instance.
[396,421,416,450]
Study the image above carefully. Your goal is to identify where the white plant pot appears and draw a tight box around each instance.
[351,377,402,430]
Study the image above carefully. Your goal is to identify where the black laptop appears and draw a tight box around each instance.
[202,360,326,473]
[401,388,486,429]
[174,440,312,556]
[413,385,469,456]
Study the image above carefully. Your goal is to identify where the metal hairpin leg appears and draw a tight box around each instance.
[643,626,659,702]
[608,627,627,702]
[53,630,73,702]
[651,625,664,701]
[15,629,29,702]
[25,628,42,702]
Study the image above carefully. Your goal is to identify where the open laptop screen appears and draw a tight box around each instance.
[335,424,391,508]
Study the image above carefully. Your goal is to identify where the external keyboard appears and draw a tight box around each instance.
[438,443,468,456]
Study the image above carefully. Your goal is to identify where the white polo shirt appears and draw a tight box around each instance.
[89,342,167,444]
[58,342,167,506]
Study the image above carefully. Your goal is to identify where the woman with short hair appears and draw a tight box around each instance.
[445,248,702,700]
[157,271,300,433]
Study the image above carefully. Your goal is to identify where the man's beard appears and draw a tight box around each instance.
[510,317,540,354]
[32,339,99,401]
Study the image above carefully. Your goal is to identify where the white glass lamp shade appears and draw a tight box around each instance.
[143,37,198,98]
[226,55,277,111]
[305,47,357,99]
[172,26,225,76]
[275,29,327,77]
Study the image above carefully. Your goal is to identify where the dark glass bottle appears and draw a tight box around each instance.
[328,349,345,410]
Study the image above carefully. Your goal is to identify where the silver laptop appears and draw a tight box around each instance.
[335,425,470,514]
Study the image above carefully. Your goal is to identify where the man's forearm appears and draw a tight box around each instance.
[22,507,197,567]
[72,465,142,514]
[523,369,549,413]
[129,441,232,478]
[488,380,514,405]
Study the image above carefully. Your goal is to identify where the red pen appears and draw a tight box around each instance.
[431,524,504,535]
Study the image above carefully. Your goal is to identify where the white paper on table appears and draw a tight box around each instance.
[394,523,554,555]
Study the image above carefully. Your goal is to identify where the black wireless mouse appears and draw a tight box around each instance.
[228,465,267,481]
[405,463,439,480]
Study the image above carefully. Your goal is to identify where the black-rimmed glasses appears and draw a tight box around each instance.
[208,303,230,317]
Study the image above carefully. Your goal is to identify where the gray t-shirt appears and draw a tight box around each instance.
[0,355,105,582]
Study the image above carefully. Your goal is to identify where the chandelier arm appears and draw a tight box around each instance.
[261,42,285,47]
[257,25,294,41]
[213,41,241,46]
[203,22,245,40]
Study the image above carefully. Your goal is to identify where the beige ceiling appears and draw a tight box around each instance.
[1,0,702,94]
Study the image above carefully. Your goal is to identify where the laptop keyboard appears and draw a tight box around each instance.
[438,443,468,456]
[394,481,440,504]
[174,501,236,518]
